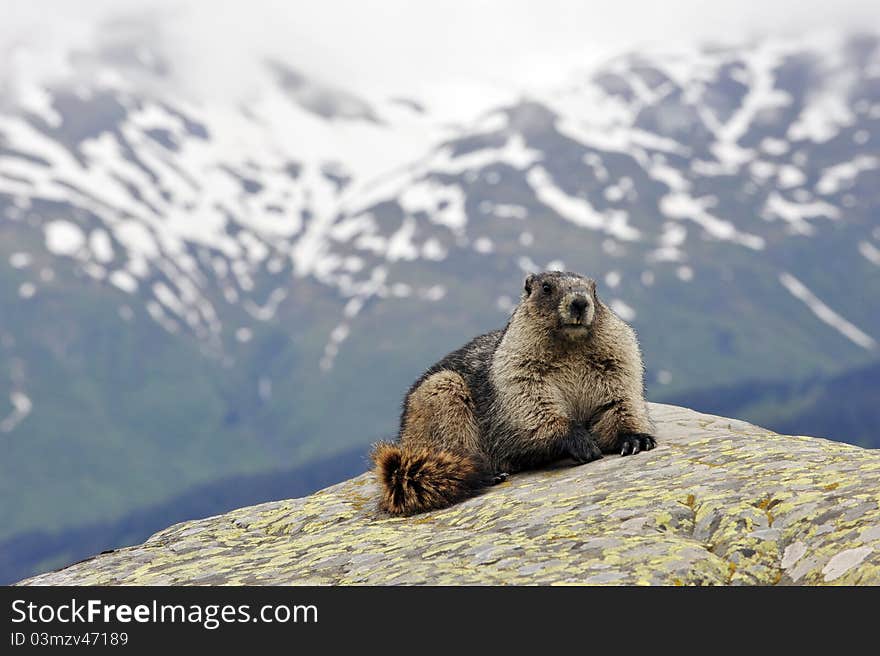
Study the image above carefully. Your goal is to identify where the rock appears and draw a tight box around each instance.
[16,404,880,585]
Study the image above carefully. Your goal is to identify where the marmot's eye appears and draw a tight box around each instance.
[542,283,553,294]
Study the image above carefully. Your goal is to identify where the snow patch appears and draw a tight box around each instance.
[153,282,186,319]
[517,255,540,273]
[0,392,32,433]
[496,295,515,313]
[648,160,690,192]
[473,237,494,254]
[391,283,412,298]
[483,203,528,219]
[858,241,880,266]
[661,193,765,250]
[777,165,806,189]
[44,220,85,256]
[677,266,694,281]
[526,166,640,241]
[9,253,32,269]
[709,42,791,168]
[609,298,636,321]
[386,217,420,261]
[749,160,777,180]
[788,92,854,143]
[243,288,288,321]
[431,134,542,174]
[89,230,115,263]
[816,156,879,195]
[760,138,789,155]
[399,180,467,232]
[421,238,447,261]
[422,285,446,302]
[660,222,687,248]
[602,239,624,256]
[115,221,159,260]
[779,272,875,350]
[762,193,840,235]
[18,282,36,299]
[17,83,63,128]
[109,270,138,294]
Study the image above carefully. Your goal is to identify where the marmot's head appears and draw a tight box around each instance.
[520,271,599,339]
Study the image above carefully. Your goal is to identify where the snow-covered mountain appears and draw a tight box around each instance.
[3,28,877,367]
[1,20,878,581]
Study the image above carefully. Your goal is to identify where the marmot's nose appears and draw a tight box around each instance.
[569,297,588,317]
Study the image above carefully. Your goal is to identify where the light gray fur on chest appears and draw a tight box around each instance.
[544,357,611,423]
[490,351,615,432]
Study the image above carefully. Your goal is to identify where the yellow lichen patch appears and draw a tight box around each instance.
[727,561,737,582]
[14,403,880,587]
[545,526,581,541]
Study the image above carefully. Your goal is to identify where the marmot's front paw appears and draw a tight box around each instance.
[492,472,509,485]
[617,432,657,456]
[568,435,603,464]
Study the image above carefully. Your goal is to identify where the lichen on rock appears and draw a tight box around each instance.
[17,404,880,585]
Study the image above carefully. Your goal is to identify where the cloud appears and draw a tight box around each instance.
[1,0,877,105]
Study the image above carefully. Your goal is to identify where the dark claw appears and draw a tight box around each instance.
[570,441,603,464]
[571,452,603,465]
[492,472,509,485]
[618,433,657,457]
[566,426,603,464]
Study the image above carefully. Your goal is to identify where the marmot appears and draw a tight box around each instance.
[372,271,656,516]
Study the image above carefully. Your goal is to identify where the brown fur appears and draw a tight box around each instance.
[371,442,489,516]
[400,371,480,454]
[491,275,653,458]
[372,271,656,516]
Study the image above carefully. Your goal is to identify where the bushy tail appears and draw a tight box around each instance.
[371,442,491,516]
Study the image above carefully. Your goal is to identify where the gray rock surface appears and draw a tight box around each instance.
[18,404,880,585]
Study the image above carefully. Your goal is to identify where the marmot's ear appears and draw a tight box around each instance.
[523,273,536,296]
